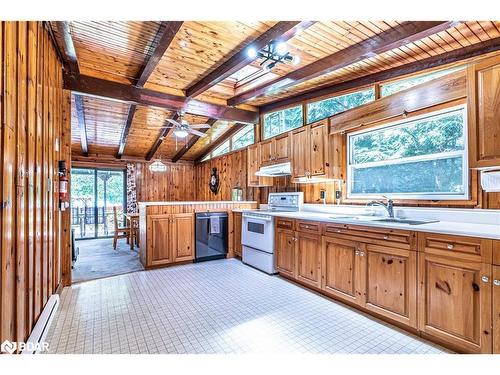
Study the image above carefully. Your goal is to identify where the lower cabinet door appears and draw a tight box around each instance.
[275,228,296,278]
[147,215,172,266]
[321,236,365,305]
[171,213,195,262]
[364,244,417,328]
[296,232,322,288]
[233,212,242,257]
[418,253,492,353]
[493,266,500,354]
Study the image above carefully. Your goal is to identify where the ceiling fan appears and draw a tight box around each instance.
[146,112,212,139]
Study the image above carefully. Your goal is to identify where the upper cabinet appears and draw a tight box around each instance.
[468,55,500,169]
[247,143,272,187]
[259,133,290,166]
[291,120,343,182]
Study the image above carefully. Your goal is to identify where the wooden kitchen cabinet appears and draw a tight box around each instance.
[171,213,195,262]
[417,252,492,353]
[247,143,272,187]
[296,231,322,288]
[322,236,366,305]
[146,213,194,267]
[275,227,296,278]
[364,244,417,328]
[233,212,242,257]
[260,133,290,166]
[148,215,173,267]
[493,266,500,354]
[290,120,342,181]
[468,54,500,168]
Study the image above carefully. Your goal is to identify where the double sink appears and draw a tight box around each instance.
[328,215,439,226]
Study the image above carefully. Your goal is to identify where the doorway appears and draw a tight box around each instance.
[70,167,144,283]
[71,168,126,239]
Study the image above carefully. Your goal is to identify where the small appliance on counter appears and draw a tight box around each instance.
[195,212,228,262]
[241,192,304,274]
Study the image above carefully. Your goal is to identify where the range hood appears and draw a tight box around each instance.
[255,162,291,177]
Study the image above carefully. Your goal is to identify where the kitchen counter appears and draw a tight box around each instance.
[235,206,500,240]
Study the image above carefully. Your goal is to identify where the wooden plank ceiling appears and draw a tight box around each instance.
[53,20,500,161]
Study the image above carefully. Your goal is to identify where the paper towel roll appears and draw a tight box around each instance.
[481,171,500,192]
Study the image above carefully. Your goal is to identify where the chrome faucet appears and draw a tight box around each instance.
[366,196,394,218]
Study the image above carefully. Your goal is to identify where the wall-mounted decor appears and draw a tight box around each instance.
[209,167,220,194]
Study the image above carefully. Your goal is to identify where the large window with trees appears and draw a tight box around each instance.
[347,105,468,200]
[307,88,375,123]
[262,105,303,139]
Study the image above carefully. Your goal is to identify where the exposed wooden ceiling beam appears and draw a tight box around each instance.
[171,118,218,162]
[228,21,458,106]
[260,36,500,113]
[185,21,315,98]
[117,22,183,159]
[195,123,247,163]
[63,72,259,123]
[55,21,80,74]
[74,95,89,156]
[136,21,183,87]
[116,104,137,159]
[145,113,180,161]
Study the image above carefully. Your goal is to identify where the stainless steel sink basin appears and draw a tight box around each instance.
[373,218,439,225]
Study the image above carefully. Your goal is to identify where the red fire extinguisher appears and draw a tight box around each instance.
[58,160,69,210]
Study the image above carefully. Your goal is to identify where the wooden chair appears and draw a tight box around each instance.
[113,206,131,250]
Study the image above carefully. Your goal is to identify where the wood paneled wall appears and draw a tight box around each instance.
[134,162,196,202]
[0,22,68,346]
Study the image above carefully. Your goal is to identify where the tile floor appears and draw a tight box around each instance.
[45,259,450,354]
[72,238,144,283]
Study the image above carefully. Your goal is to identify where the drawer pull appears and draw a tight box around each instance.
[493,279,500,286]
[355,250,360,256]
[383,235,389,240]
[447,244,454,250]
[481,276,489,283]
[435,280,451,295]
[305,225,309,229]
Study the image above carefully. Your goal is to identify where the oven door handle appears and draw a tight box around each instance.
[243,214,273,222]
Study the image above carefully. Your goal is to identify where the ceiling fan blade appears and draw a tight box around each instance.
[189,129,208,137]
[145,125,174,129]
[189,124,212,129]
[165,118,182,127]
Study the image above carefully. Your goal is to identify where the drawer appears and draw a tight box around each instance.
[296,220,321,234]
[276,218,294,230]
[323,223,415,250]
[418,232,492,263]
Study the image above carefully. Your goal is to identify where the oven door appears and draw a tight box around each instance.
[241,214,275,253]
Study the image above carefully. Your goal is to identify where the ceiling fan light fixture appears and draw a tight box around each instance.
[174,129,189,138]
[275,41,287,56]
[149,159,167,173]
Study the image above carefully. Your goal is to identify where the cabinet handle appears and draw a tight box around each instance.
[447,244,454,250]
[481,276,489,283]
[359,251,365,257]
[305,225,309,229]
[383,235,389,240]
[494,279,500,286]
[355,250,360,256]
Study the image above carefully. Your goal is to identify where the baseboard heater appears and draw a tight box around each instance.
[22,294,59,354]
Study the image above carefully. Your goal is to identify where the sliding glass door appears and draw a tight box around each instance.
[71,168,126,239]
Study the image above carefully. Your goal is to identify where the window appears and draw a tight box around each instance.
[380,67,464,97]
[231,125,254,151]
[262,105,303,139]
[211,139,230,158]
[347,105,468,200]
[307,88,375,123]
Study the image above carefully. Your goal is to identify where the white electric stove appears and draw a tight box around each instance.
[241,192,303,274]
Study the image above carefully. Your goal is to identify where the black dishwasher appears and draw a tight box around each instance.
[195,212,228,262]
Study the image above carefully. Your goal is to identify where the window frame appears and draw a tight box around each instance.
[306,87,375,124]
[262,104,304,140]
[346,104,469,201]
